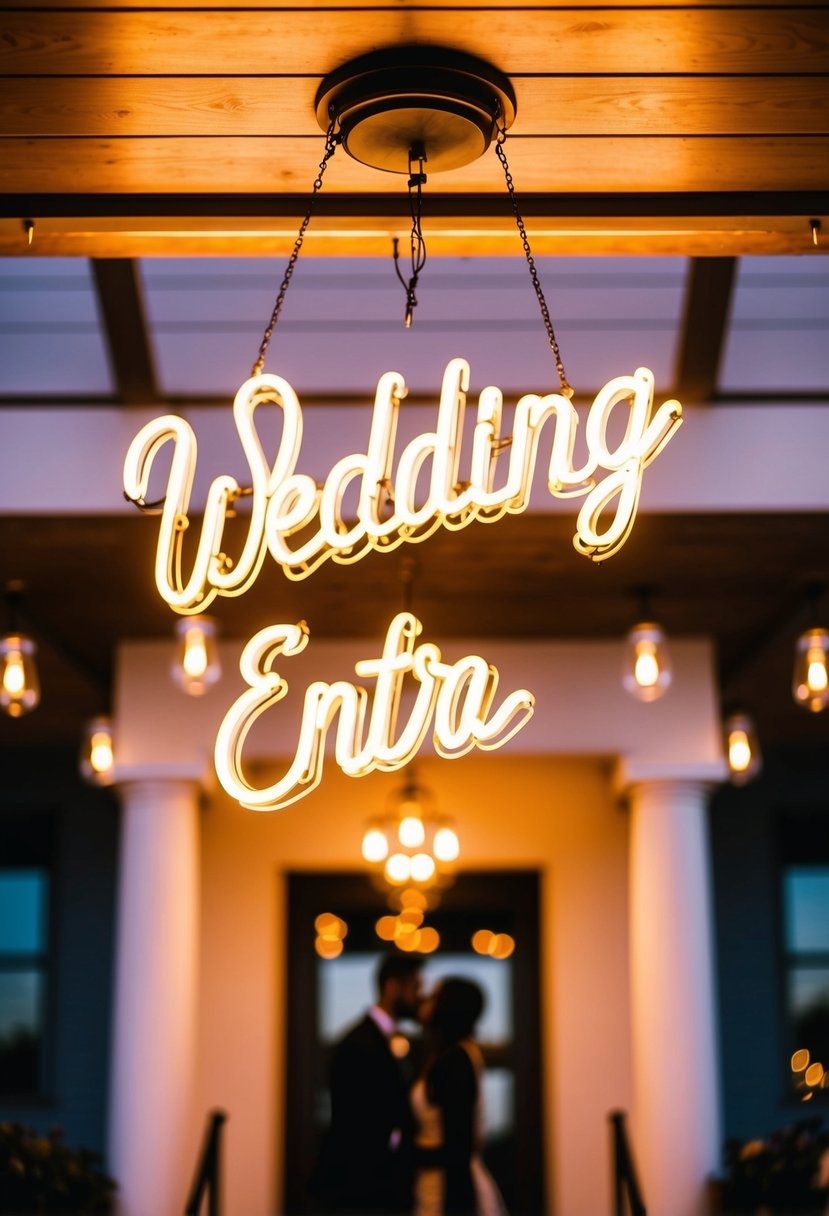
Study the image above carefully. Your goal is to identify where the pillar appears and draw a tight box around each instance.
[627,778,722,1216]
[108,777,201,1216]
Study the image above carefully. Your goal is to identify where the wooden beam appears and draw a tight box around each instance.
[674,257,737,405]
[90,258,158,404]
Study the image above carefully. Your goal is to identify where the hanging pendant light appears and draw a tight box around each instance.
[1,583,40,719]
[361,773,461,907]
[723,711,762,785]
[172,616,221,696]
[622,608,672,703]
[792,626,829,714]
[79,715,116,786]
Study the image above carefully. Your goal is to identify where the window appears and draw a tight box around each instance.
[0,868,50,1097]
[782,866,829,1095]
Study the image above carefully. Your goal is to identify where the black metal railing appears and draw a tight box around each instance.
[610,1110,647,1216]
[184,1110,227,1216]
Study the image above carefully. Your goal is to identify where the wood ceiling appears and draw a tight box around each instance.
[1,1,828,257]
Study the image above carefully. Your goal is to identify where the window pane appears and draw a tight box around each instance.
[0,970,45,1093]
[788,968,829,1065]
[0,870,48,953]
[783,868,829,953]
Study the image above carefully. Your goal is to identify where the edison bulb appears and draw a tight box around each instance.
[622,622,672,702]
[792,628,829,713]
[172,616,220,696]
[433,826,460,863]
[0,634,40,718]
[361,827,389,864]
[723,712,761,786]
[398,815,425,848]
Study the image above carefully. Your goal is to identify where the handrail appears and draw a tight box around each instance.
[184,1110,227,1216]
[610,1110,647,1216]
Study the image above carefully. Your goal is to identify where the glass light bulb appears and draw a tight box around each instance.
[633,643,660,689]
[361,827,389,864]
[792,628,829,713]
[172,616,220,696]
[410,853,436,883]
[398,815,425,848]
[3,651,25,696]
[727,730,751,773]
[433,826,460,863]
[385,853,412,884]
[622,621,672,703]
[79,716,116,786]
[723,712,762,786]
[0,634,40,718]
[183,628,208,678]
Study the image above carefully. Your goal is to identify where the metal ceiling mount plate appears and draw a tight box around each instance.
[315,46,517,174]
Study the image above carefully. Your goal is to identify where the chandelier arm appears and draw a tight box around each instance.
[493,122,573,398]
[251,118,342,377]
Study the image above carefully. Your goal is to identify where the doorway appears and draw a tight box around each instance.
[284,869,544,1214]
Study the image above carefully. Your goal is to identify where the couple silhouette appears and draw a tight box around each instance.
[314,954,506,1216]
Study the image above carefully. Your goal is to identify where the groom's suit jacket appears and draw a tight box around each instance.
[315,1012,414,1213]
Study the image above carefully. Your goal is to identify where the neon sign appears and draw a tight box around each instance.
[124,359,682,614]
[214,612,534,811]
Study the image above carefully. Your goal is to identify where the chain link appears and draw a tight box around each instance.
[251,118,341,377]
[494,124,573,397]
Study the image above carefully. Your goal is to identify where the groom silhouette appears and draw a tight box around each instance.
[315,953,424,1213]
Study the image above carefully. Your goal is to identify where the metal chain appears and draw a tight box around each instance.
[393,146,428,327]
[494,123,573,397]
[251,118,341,377]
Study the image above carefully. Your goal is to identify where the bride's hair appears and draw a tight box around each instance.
[430,977,485,1046]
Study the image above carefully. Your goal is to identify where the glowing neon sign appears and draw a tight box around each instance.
[214,612,534,811]
[124,359,682,614]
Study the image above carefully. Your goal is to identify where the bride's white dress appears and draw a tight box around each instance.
[411,1040,508,1216]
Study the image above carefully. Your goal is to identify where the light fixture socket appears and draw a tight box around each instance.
[622,620,672,703]
[172,616,221,696]
[0,632,40,718]
[80,715,116,787]
[792,626,829,713]
[316,46,516,174]
[723,711,762,786]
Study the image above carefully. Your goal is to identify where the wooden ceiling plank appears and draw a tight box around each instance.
[26,0,829,8]
[90,257,159,404]
[3,135,828,195]
[2,75,827,139]
[3,9,828,76]
[674,257,737,405]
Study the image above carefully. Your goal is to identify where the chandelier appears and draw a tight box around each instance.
[361,773,460,906]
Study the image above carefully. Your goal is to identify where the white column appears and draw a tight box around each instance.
[108,778,201,1216]
[627,778,722,1216]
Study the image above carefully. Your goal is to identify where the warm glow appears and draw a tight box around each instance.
[398,907,424,928]
[89,731,114,774]
[433,826,460,862]
[489,933,516,960]
[0,635,39,718]
[400,888,428,911]
[389,1034,410,1058]
[472,929,494,955]
[622,621,672,702]
[375,916,398,941]
[805,1062,825,1087]
[410,853,436,883]
[807,654,828,693]
[791,1048,810,1073]
[793,628,829,712]
[398,815,425,848]
[125,361,682,614]
[385,853,412,884]
[2,651,24,696]
[633,642,659,689]
[418,926,440,953]
[315,936,343,959]
[215,612,534,812]
[183,628,208,678]
[727,730,752,773]
[362,828,389,863]
[315,912,347,941]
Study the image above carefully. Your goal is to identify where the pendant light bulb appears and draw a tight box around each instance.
[0,634,40,718]
[792,627,829,713]
[361,825,389,864]
[622,621,672,702]
[80,716,116,786]
[723,712,762,786]
[172,616,221,696]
